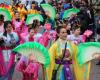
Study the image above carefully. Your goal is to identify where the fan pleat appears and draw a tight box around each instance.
[13,42,50,67]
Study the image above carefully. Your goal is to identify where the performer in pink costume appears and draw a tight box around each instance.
[20,28,35,44]
[16,54,40,80]
[12,12,26,34]
[39,23,52,47]
[0,21,19,80]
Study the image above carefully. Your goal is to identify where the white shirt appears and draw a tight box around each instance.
[34,33,42,41]
[0,32,19,47]
[67,34,83,44]
[24,33,42,42]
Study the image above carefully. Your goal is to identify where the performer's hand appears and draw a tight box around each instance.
[64,58,71,61]
[92,53,100,60]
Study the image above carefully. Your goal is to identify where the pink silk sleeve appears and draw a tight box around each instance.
[24,63,35,73]
[82,35,87,42]
[7,53,15,72]
[15,56,28,72]
[38,32,50,47]
[0,47,7,76]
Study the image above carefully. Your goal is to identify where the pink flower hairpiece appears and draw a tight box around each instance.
[83,30,93,37]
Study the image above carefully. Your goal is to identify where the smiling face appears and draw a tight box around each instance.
[74,28,81,36]
[29,28,35,36]
[15,12,20,20]
[6,23,13,33]
[58,28,67,40]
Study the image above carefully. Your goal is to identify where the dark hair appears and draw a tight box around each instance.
[24,14,27,22]
[3,21,12,37]
[15,1,21,7]
[96,27,100,35]
[14,11,19,15]
[72,24,80,31]
[56,25,66,33]
[0,14,4,21]
[98,38,100,42]
[32,1,36,4]
[31,19,39,29]
[28,27,34,32]
[56,25,66,40]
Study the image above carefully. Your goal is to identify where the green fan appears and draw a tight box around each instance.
[26,14,44,25]
[77,42,100,66]
[13,42,50,67]
[0,8,12,21]
[63,8,80,19]
[41,4,56,20]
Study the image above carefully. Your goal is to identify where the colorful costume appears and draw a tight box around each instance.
[28,9,39,14]
[67,34,83,45]
[68,30,93,44]
[8,5,14,19]
[12,19,25,34]
[0,32,19,80]
[39,30,51,47]
[34,33,42,42]
[39,23,56,48]
[17,7,27,20]
[46,38,91,80]
[16,56,40,80]
[20,32,42,44]
[20,34,34,44]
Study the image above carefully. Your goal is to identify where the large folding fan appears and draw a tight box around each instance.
[0,8,12,21]
[77,42,100,66]
[63,8,80,19]
[26,14,44,25]
[41,4,56,20]
[13,42,50,67]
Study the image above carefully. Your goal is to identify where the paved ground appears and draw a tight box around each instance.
[90,60,100,80]
[12,65,44,80]
[12,60,100,80]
